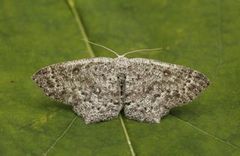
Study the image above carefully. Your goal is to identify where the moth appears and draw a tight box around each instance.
[32,42,210,124]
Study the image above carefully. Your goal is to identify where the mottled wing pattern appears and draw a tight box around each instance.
[32,57,122,124]
[123,58,210,123]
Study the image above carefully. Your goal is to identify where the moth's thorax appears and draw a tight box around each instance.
[113,56,129,70]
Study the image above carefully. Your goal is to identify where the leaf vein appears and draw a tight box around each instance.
[43,116,77,156]
[171,114,240,150]
[67,0,95,57]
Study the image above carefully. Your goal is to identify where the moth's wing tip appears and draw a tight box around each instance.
[32,67,51,84]
[202,73,211,88]
[206,77,210,87]
[31,70,42,86]
[206,74,211,85]
[193,70,211,88]
[31,71,39,82]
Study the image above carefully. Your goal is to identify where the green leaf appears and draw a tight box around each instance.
[0,0,239,155]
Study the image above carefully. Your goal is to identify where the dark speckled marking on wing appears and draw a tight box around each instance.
[32,57,123,124]
[123,58,210,123]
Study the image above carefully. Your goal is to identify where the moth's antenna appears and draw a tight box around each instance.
[82,39,120,57]
[122,48,163,57]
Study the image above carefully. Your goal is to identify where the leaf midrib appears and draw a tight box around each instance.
[66,0,136,156]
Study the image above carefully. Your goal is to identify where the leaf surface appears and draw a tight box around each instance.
[0,0,240,155]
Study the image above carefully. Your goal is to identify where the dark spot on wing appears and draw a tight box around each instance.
[125,102,131,106]
[172,90,180,98]
[72,67,80,74]
[113,101,119,105]
[163,69,171,76]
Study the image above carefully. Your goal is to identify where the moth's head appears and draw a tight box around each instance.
[115,55,128,59]
[113,55,129,65]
